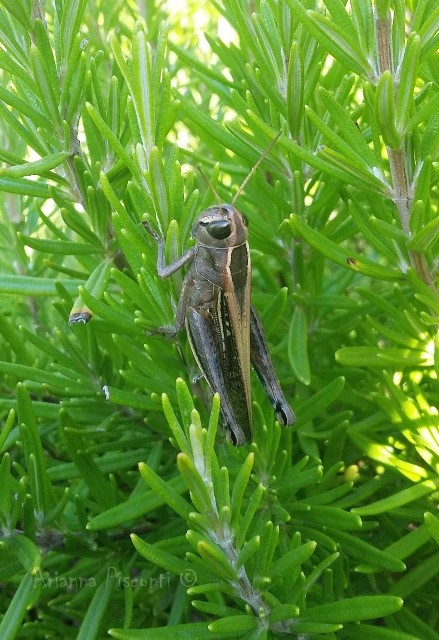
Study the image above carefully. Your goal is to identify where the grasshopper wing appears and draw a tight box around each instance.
[186,293,252,445]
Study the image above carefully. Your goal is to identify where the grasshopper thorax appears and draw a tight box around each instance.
[191,204,248,248]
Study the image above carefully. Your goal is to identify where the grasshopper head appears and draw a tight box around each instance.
[192,204,248,247]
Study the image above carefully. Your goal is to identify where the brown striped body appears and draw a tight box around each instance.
[147,204,295,445]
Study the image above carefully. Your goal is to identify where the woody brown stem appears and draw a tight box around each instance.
[375,8,436,291]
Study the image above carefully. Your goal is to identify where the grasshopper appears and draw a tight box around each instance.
[145,158,295,445]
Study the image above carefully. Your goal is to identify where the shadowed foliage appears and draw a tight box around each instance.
[0,1,438,638]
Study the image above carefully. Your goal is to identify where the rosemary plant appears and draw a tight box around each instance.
[0,1,438,639]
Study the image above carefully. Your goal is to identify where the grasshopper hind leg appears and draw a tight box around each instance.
[249,306,296,426]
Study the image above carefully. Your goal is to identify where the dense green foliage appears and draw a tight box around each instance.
[0,0,439,638]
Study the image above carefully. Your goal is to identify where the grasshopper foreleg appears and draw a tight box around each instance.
[143,219,195,336]
[143,220,195,278]
[148,273,193,337]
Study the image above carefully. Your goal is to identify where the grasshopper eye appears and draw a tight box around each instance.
[202,219,232,239]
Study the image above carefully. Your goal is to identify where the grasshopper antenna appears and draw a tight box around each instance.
[231,130,282,206]
[197,165,222,205]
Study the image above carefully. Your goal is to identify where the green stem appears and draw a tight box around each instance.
[198,459,289,632]
[388,148,410,237]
